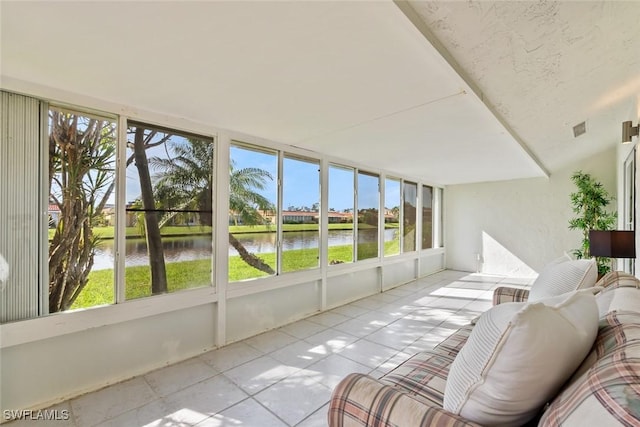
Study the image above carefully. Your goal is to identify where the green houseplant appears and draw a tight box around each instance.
[568,171,617,276]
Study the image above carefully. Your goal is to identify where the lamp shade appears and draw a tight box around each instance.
[589,230,636,258]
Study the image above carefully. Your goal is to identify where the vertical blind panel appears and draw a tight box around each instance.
[0,91,41,323]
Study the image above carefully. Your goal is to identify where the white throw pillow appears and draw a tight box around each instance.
[443,290,599,426]
[527,256,597,301]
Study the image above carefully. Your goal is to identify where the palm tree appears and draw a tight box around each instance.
[131,127,168,294]
[48,110,116,312]
[151,139,276,275]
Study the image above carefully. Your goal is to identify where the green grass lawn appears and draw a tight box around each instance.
[51,222,399,240]
[71,239,400,310]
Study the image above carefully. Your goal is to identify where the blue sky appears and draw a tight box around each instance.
[232,145,387,212]
[124,139,396,211]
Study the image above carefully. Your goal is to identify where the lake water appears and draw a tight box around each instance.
[93,229,398,270]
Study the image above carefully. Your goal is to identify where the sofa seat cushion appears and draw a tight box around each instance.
[329,373,483,427]
[433,324,474,357]
[443,290,599,426]
[528,256,597,301]
[539,311,640,427]
[381,350,456,407]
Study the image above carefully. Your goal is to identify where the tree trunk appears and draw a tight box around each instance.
[229,233,275,275]
[133,128,168,294]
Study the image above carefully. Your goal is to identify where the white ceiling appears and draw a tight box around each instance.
[1,1,638,185]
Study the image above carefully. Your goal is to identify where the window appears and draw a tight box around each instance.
[125,122,214,298]
[403,181,417,253]
[48,107,118,312]
[422,185,433,249]
[1,89,448,323]
[282,155,320,272]
[357,171,379,261]
[328,165,354,264]
[229,144,277,281]
[384,178,400,256]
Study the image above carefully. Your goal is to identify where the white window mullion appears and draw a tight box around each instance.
[115,116,128,304]
[277,153,284,274]
[215,133,231,347]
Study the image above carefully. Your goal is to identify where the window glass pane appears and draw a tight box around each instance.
[422,185,434,249]
[403,181,417,252]
[229,144,277,281]
[48,108,117,312]
[328,165,354,264]
[125,123,213,298]
[282,156,320,272]
[357,172,379,261]
[384,178,400,256]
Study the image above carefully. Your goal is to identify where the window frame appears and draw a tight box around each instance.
[1,89,446,340]
[123,120,216,300]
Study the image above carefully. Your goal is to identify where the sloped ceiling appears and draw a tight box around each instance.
[406,0,640,174]
[1,1,638,185]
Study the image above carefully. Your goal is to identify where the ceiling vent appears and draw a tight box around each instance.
[573,121,586,138]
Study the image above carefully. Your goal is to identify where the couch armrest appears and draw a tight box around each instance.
[493,286,530,306]
[328,373,482,427]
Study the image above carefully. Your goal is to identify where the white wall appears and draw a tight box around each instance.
[1,304,217,413]
[445,148,617,276]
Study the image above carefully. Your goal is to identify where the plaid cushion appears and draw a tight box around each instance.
[434,324,473,357]
[539,311,640,427]
[328,373,482,427]
[596,284,640,320]
[381,350,457,406]
[492,286,530,306]
[596,271,640,290]
[376,325,471,407]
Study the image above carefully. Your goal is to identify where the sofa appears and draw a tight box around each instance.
[328,267,640,427]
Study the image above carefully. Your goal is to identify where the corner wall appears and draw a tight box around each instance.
[445,148,617,276]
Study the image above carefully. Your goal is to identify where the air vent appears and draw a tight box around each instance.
[573,121,586,138]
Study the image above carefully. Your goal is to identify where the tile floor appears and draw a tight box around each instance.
[7,270,533,427]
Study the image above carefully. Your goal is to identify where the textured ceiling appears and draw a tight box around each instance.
[1,1,638,185]
[406,0,640,173]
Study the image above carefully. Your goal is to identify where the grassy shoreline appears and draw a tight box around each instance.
[51,223,399,240]
[71,239,399,310]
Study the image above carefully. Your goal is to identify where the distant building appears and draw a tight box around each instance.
[229,210,356,225]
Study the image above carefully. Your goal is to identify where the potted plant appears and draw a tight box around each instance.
[568,171,617,276]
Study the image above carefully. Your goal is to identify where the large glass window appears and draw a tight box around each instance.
[282,155,320,272]
[384,178,400,256]
[125,122,213,299]
[229,144,277,281]
[2,90,449,324]
[48,107,117,312]
[357,171,379,261]
[328,165,354,264]
[403,181,417,253]
[422,185,434,249]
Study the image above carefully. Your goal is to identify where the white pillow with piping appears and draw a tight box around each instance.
[443,289,599,426]
[528,256,597,301]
